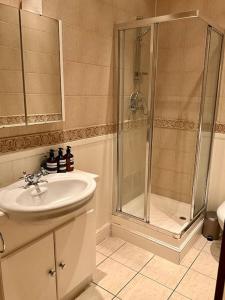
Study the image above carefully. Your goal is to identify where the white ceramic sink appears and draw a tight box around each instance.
[0,172,96,220]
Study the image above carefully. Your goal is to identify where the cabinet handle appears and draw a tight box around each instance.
[0,233,5,253]
[48,269,56,277]
[59,262,66,269]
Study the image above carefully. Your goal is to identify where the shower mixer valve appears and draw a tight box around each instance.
[130,91,147,113]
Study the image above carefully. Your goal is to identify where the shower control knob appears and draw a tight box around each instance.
[48,269,56,277]
[59,262,66,269]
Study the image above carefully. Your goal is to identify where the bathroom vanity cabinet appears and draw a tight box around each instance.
[0,209,95,300]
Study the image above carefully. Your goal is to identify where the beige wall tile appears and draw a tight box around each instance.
[0,47,22,71]
[63,26,113,67]
[64,96,114,129]
[0,160,14,186]
[151,167,192,201]
[0,70,23,93]
[0,2,19,24]
[156,0,203,16]
[0,22,20,49]
[0,0,20,8]
[64,62,113,97]
[0,94,24,115]
[156,0,225,129]
[74,0,114,38]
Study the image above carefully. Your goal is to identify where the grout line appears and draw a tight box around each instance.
[171,238,217,298]
[172,245,203,294]
[139,271,175,292]
[137,254,155,273]
[92,282,116,298]
[114,272,139,298]
[190,267,217,281]
[94,237,219,299]
[167,291,192,300]
[96,255,108,266]
[189,241,219,280]
[105,256,141,272]
[96,239,126,259]
[107,251,155,273]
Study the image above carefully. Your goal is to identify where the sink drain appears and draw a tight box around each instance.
[179,216,187,220]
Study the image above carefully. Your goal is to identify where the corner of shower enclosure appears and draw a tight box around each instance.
[114,11,224,239]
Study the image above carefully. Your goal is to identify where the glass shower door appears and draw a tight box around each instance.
[149,18,208,235]
[117,26,152,219]
[193,28,223,217]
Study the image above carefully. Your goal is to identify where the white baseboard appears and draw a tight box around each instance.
[96,222,111,245]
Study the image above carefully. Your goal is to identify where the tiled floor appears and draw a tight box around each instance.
[76,235,221,300]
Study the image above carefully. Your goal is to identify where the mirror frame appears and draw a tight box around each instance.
[0,4,65,129]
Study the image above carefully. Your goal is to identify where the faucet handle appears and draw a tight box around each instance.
[40,167,49,176]
[23,172,34,183]
[19,171,27,180]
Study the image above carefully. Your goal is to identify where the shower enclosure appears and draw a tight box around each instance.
[115,11,224,237]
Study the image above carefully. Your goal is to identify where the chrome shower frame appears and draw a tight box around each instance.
[114,10,224,238]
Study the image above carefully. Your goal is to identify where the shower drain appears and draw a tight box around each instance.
[179,216,187,220]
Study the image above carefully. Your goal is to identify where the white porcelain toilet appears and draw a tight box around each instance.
[217,201,225,229]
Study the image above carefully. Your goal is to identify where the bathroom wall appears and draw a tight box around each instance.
[156,0,225,210]
[0,0,155,140]
[0,0,156,246]
[0,4,25,127]
[151,17,207,204]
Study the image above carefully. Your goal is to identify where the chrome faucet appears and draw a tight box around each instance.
[22,168,48,193]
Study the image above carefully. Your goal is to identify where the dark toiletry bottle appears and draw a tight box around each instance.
[57,148,66,173]
[46,149,57,174]
[64,146,74,172]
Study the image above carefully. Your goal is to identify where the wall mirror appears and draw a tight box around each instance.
[0,4,25,127]
[0,3,64,128]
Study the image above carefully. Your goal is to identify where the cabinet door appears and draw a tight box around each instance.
[55,210,96,299]
[1,234,57,300]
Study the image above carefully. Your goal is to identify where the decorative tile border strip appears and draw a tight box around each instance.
[0,124,116,154]
[0,115,25,126]
[0,119,224,154]
[123,117,197,131]
[215,123,225,134]
[27,113,62,124]
[154,118,196,131]
[0,113,62,127]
